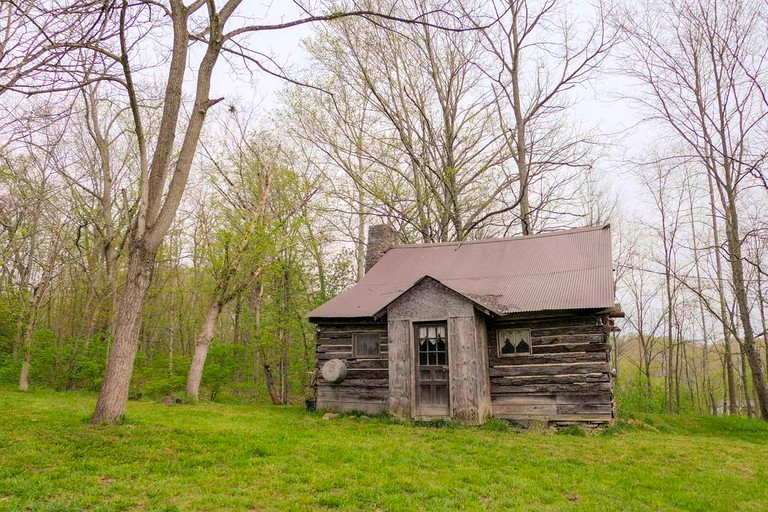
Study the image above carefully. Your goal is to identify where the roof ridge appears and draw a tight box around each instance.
[391,224,610,249]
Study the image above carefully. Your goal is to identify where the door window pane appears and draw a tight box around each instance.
[417,322,448,367]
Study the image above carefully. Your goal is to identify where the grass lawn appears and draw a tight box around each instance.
[1,388,767,511]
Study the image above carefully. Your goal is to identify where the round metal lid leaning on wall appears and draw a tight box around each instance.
[321,359,348,383]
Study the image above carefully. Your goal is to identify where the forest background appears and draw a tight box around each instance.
[1,0,767,420]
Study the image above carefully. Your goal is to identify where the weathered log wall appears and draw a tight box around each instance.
[314,309,614,424]
[487,313,614,424]
[315,319,388,414]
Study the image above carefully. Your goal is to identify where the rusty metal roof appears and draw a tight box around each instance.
[307,224,615,319]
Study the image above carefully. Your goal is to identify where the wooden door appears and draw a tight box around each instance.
[416,323,449,417]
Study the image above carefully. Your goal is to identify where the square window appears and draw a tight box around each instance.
[353,333,380,357]
[497,329,531,357]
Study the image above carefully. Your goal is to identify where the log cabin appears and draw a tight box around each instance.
[307,224,622,426]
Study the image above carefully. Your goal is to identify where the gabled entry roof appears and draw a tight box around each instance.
[307,224,615,319]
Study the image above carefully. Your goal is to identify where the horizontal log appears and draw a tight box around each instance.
[316,328,386,336]
[532,334,606,346]
[318,386,388,401]
[490,382,612,395]
[533,342,611,354]
[491,393,611,406]
[316,347,388,356]
[316,344,353,352]
[556,403,613,415]
[492,402,558,416]
[491,395,556,406]
[489,352,606,367]
[493,392,612,405]
[314,356,388,368]
[316,352,354,362]
[490,362,611,378]
[345,359,388,369]
[490,373,611,385]
[345,369,390,380]
[491,315,596,328]
[316,352,353,360]
[316,337,352,345]
[318,378,388,388]
[531,325,608,337]
[316,399,387,415]
[316,338,389,348]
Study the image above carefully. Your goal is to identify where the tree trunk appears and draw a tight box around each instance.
[168,286,176,376]
[757,270,768,372]
[12,315,24,358]
[17,222,62,392]
[262,359,281,404]
[186,301,223,401]
[92,243,155,422]
[740,346,753,417]
[279,268,290,404]
[707,173,738,414]
[18,328,33,392]
[723,189,768,419]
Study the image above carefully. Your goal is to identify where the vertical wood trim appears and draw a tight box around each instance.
[475,309,492,422]
[387,319,412,417]
[448,315,484,423]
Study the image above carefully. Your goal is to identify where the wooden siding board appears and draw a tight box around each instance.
[533,342,611,354]
[490,382,612,395]
[387,319,412,417]
[489,352,606,366]
[489,362,611,377]
[474,309,492,422]
[318,386,388,401]
[448,315,483,423]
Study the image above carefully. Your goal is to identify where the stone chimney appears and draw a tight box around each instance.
[365,224,396,273]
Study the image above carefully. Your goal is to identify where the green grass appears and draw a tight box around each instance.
[1,388,768,511]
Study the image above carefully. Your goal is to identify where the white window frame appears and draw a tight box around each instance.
[497,328,532,357]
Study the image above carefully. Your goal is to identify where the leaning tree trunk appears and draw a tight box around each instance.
[186,301,223,401]
[92,244,155,422]
[723,189,768,419]
[261,353,282,405]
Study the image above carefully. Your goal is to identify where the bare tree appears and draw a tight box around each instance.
[468,0,619,234]
[620,250,666,398]
[302,2,511,242]
[622,0,768,418]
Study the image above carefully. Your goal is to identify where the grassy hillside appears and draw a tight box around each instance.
[1,388,767,511]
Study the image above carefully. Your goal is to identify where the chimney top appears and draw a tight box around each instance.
[364,224,396,273]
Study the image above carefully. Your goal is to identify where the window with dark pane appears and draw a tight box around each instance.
[352,333,380,357]
[497,329,531,357]
[417,323,447,367]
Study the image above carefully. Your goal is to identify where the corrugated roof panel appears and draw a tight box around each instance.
[307,224,614,318]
